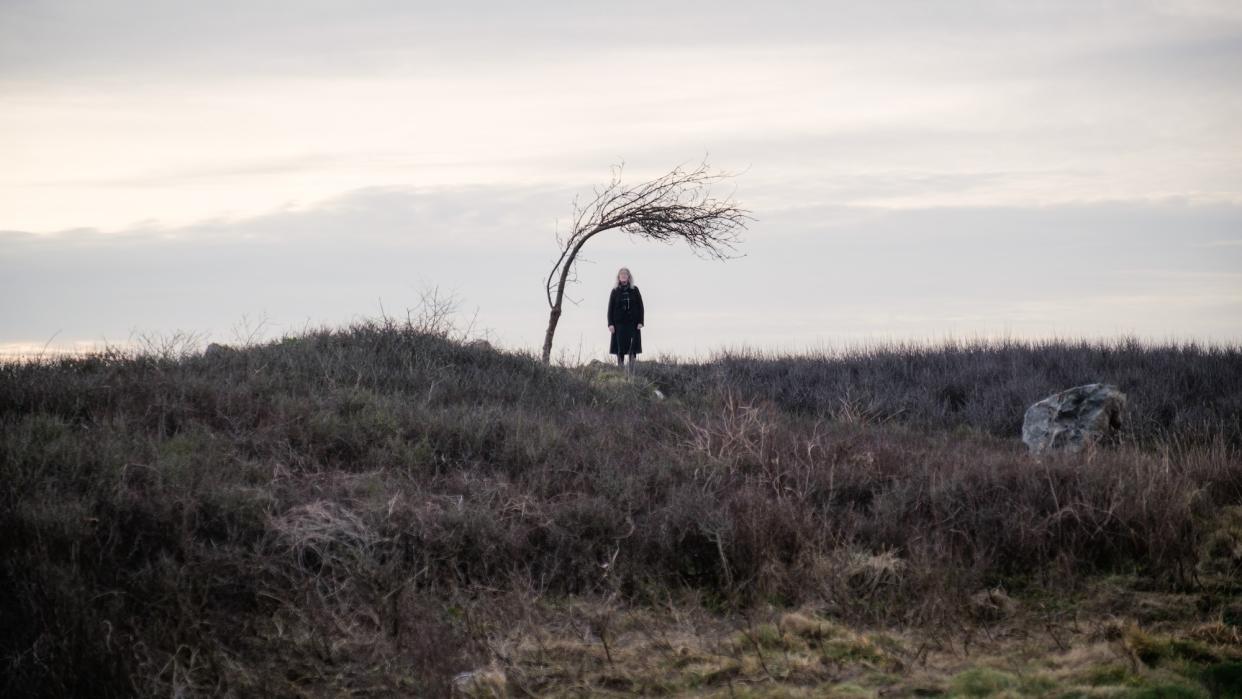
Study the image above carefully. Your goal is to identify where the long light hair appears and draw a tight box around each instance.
[615,267,635,288]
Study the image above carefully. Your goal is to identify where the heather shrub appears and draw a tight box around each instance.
[1,325,1239,695]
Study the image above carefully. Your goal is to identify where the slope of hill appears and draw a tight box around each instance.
[3,324,1240,697]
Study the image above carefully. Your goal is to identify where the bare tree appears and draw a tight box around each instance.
[541,161,751,364]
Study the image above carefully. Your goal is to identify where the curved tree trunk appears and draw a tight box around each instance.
[542,232,596,364]
[541,306,561,364]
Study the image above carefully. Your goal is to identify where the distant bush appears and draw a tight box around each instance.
[1,326,1239,695]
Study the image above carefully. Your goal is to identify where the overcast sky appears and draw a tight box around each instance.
[3,0,1241,359]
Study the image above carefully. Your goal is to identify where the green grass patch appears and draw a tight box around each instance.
[948,667,1019,697]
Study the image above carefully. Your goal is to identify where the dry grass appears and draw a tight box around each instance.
[439,588,1242,697]
[1,325,1240,696]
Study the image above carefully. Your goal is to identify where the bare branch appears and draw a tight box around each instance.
[541,161,752,363]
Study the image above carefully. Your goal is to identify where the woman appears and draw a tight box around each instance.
[607,267,644,370]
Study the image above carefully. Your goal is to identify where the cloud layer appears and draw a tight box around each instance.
[4,187,1239,356]
[2,1,1240,354]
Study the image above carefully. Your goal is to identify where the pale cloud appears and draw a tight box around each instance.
[4,2,1242,229]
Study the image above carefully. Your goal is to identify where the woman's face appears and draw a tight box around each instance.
[618,270,630,284]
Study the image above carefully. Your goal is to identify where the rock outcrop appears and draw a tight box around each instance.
[1022,383,1126,454]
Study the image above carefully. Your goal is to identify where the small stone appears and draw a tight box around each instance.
[969,588,1018,621]
[204,342,233,358]
[453,667,507,696]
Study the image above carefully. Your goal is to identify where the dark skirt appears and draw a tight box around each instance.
[610,322,642,355]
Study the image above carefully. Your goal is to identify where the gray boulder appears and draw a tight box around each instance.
[1022,383,1126,454]
[204,342,234,359]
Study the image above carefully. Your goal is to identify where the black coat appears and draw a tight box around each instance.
[607,284,644,355]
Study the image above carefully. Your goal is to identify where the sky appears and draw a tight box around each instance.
[3,0,1241,359]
